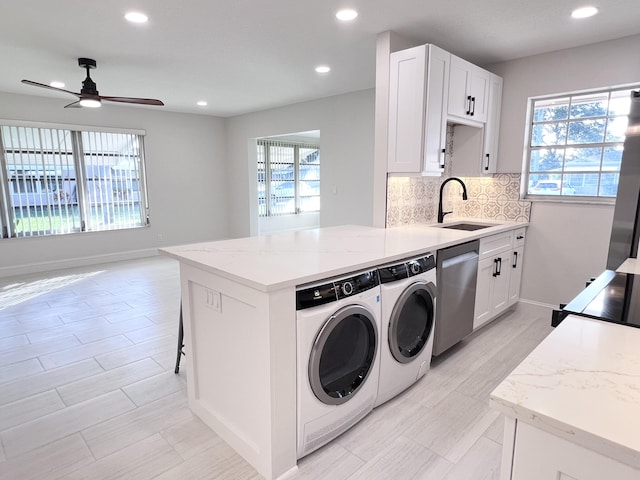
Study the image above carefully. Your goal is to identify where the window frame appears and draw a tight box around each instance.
[257,138,320,217]
[522,85,640,203]
[0,120,150,239]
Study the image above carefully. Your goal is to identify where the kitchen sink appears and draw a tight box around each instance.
[440,223,494,231]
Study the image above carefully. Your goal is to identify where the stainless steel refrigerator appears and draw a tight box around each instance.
[607,90,640,270]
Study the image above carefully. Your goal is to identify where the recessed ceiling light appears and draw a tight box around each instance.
[571,6,598,18]
[50,81,65,89]
[125,11,149,23]
[197,101,208,106]
[336,9,358,21]
[315,65,331,73]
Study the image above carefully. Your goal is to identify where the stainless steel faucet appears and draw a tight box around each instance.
[437,177,468,223]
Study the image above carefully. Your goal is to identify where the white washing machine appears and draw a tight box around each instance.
[375,253,437,407]
[296,268,381,459]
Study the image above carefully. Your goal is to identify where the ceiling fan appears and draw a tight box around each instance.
[21,58,164,109]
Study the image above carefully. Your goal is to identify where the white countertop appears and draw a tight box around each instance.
[490,315,640,469]
[160,220,525,291]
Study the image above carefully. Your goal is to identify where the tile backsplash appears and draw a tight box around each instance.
[386,126,531,227]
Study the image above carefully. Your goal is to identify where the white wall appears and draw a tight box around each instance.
[225,89,375,238]
[490,34,640,306]
[0,92,228,276]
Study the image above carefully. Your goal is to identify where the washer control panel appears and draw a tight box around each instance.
[379,253,436,284]
[296,269,380,310]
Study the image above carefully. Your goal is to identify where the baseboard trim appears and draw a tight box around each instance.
[515,298,555,317]
[0,248,159,278]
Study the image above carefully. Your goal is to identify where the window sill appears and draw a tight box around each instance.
[523,195,615,206]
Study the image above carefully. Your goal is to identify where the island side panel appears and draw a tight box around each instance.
[178,263,297,480]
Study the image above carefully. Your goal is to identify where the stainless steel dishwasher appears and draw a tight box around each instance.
[433,239,480,356]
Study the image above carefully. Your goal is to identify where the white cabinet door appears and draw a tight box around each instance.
[474,256,494,329]
[388,45,426,173]
[422,45,450,175]
[510,422,640,480]
[508,246,524,306]
[482,73,503,174]
[448,55,490,126]
[387,45,449,175]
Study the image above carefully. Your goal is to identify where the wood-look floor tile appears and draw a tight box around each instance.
[0,358,103,406]
[345,436,448,480]
[0,316,65,339]
[289,443,365,480]
[122,370,186,407]
[125,322,176,344]
[0,334,29,351]
[153,435,261,480]
[12,301,91,323]
[0,389,65,430]
[0,433,94,480]
[26,316,111,344]
[0,358,42,386]
[74,315,154,344]
[160,414,220,460]
[1,390,136,458]
[39,335,133,370]
[0,335,80,367]
[404,391,497,464]
[57,357,164,405]
[441,437,502,480]
[81,390,189,459]
[65,433,183,480]
[483,415,504,445]
[94,334,176,370]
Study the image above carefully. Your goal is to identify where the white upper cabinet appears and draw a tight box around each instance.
[482,73,503,174]
[448,55,490,126]
[450,72,503,177]
[388,44,450,175]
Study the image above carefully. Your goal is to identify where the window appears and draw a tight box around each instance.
[524,86,638,200]
[257,138,320,216]
[0,123,149,238]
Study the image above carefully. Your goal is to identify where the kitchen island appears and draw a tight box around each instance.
[160,222,525,480]
[490,315,640,480]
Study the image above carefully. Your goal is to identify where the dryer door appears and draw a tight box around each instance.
[309,304,378,406]
[389,281,436,363]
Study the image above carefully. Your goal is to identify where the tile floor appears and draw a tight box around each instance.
[0,256,554,479]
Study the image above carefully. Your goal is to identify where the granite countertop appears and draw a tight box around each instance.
[160,220,526,291]
[490,315,640,469]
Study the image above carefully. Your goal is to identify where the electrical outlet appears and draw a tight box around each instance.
[157,233,164,243]
[205,288,222,312]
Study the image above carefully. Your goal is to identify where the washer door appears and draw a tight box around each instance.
[389,281,436,363]
[308,305,378,406]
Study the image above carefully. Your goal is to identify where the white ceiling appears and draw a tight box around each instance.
[3,0,640,117]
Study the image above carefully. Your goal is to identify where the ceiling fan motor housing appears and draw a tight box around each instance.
[78,58,99,96]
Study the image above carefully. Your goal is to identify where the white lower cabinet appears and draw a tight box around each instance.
[506,421,639,480]
[474,228,525,330]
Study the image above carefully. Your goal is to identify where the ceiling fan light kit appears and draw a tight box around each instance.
[21,57,164,109]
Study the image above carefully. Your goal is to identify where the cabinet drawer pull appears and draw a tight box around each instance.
[516,235,524,240]
[466,95,472,115]
[513,251,518,268]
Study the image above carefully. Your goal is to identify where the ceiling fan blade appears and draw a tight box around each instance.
[21,79,80,97]
[63,100,82,109]
[101,96,164,106]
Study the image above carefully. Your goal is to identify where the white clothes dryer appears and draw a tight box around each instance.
[375,253,436,407]
[296,268,381,459]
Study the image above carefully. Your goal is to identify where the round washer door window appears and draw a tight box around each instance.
[389,281,436,363]
[308,305,378,406]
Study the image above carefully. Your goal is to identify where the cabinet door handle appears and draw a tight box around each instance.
[440,148,446,169]
[496,257,502,276]
[466,95,472,115]
[485,153,490,171]
[470,97,476,116]
[513,251,518,268]
[492,258,499,277]
[516,235,524,240]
